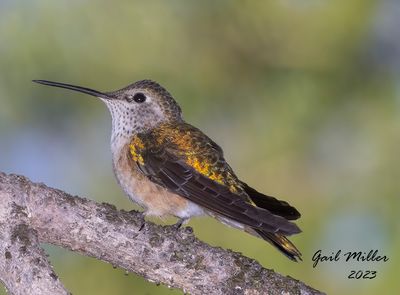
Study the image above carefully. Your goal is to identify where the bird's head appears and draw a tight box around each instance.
[33,79,183,141]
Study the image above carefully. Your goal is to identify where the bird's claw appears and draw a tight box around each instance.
[173,218,188,230]
[137,212,146,231]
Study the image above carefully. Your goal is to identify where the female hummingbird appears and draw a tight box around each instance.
[33,79,302,261]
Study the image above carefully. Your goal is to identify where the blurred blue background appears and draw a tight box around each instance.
[1,0,399,294]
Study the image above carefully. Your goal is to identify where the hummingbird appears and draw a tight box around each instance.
[33,79,302,261]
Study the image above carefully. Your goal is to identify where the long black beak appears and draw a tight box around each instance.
[33,80,111,99]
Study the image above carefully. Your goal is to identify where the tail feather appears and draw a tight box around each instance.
[255,229,302,262]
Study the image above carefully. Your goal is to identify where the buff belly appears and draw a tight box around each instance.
[112,144,204,219]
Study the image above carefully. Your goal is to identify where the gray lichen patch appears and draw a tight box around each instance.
[96,203,124,224]
[5,251,12,259]
[169,250,185,263]
[11,223,33,248]
[60,194,77,207]
[149,234,165,248]
[192,255,206,271]
[225,253,266,292]
[11,202,28,218]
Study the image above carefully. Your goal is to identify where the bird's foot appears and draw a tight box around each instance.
[138,211,146,231]
[173,218,189,230]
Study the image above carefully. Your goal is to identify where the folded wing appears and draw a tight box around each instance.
[130,124,301,236]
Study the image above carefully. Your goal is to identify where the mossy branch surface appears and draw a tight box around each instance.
[0,172,324,295]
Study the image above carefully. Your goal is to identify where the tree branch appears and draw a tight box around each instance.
[0,172,324,295]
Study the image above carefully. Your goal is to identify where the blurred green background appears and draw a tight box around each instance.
[1,0,399,294]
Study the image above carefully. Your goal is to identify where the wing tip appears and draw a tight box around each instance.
[242,182,301,221]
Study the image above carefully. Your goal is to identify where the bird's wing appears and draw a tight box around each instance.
[129,123,300,235]
[241,182,301,220]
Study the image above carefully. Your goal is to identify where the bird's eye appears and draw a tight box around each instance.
[133,93,146,103]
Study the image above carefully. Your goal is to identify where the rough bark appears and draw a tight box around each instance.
[0,172,324,295]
